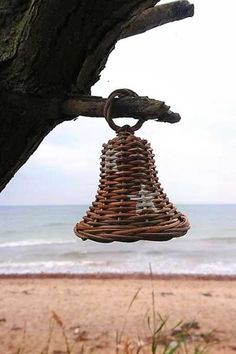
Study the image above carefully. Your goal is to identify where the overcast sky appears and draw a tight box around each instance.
[0,0,235,206]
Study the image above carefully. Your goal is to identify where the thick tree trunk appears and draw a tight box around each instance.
[0,92,60,190]
[0,0,156,191]
[0,0,193,192]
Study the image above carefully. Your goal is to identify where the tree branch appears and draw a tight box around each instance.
[121,0,194,39]
[62,95,181,123]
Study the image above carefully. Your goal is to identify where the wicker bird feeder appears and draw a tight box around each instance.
[74,89,190,243]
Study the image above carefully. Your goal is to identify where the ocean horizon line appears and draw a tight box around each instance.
[1,203,236,207]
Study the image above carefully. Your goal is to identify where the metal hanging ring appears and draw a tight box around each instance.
[103,88,145,132]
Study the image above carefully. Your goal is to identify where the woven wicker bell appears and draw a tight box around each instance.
[74,89,190,243]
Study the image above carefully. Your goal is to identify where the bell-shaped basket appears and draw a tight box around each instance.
[74,89,190,243]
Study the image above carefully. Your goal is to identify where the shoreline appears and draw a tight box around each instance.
[1,272,236,281]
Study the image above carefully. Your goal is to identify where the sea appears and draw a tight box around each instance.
[0,205,235,275]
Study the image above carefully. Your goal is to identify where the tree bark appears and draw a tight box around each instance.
[121,1,194,39]
[0,0,194,192]
[62,95,181,123]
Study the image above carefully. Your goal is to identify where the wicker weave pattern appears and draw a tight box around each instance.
[74,128,190,243]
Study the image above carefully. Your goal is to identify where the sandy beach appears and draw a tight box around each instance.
[0,274,236,354]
